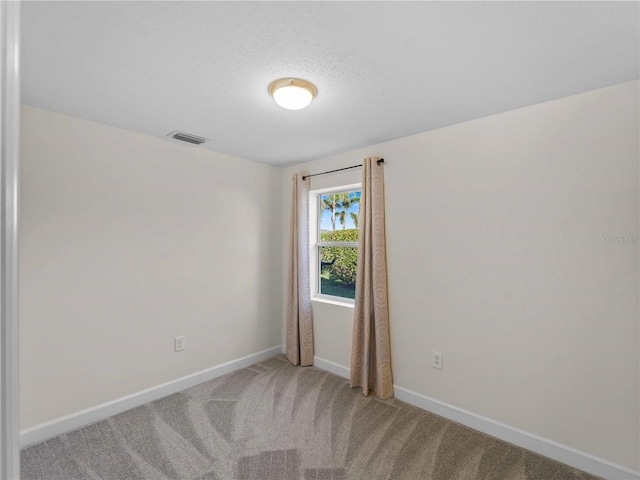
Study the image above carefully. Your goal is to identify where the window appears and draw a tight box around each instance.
[314,188,361,301]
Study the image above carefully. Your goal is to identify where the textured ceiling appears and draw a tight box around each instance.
[21,1,639,166]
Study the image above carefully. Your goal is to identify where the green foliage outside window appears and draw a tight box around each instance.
[320,229,359,286]
[318,191,361,300]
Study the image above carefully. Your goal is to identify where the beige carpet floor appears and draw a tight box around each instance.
[21,354,601,479]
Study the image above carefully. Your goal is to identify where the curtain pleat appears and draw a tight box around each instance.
[286,174,314,366]
[350,157,393,399]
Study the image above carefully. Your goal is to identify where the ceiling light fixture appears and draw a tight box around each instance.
[269,78,317,110]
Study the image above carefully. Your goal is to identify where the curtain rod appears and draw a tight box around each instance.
[302,158,384,181]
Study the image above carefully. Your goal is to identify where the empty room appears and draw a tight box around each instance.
[0,1,638,479]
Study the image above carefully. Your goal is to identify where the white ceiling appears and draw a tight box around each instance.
[21,1,639,167]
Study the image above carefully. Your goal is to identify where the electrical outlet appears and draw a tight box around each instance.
[432,351,443,369]
[174,336,185,352]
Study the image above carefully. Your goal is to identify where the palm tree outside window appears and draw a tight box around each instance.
[317,190,361,300]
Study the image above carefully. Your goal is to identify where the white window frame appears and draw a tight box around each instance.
[310,183,361,306]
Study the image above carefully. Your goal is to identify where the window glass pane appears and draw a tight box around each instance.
[319,246,357,299]
[319,191,361,241]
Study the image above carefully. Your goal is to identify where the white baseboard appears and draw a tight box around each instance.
[313,356,350,379]
[313,355,639,480]
[21,345,285,448]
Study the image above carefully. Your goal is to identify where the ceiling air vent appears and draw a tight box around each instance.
[165,130,209,146]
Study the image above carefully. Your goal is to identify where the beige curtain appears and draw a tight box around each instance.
[286,174,314,366]
[350,157,393,399]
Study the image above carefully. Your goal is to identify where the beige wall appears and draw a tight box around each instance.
[20,106,283,428]
[282,81,639,470]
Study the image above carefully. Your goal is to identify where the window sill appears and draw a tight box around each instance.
[312,296,355,309]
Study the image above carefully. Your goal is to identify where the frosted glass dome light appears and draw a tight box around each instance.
[269,78,317,110]
[273,85,313,110]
